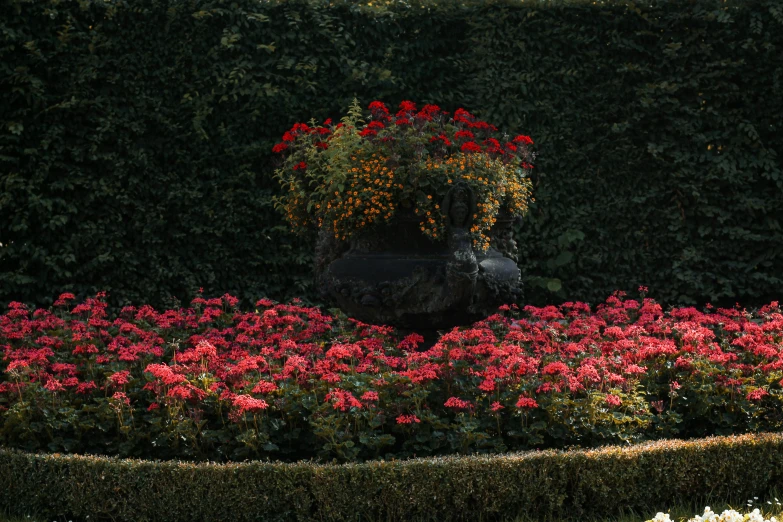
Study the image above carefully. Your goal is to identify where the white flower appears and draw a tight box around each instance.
[718,509,743,522]
[690,506,718,522]
[649,512,673,522]
[681,507,778,522]
[668,504,780,522]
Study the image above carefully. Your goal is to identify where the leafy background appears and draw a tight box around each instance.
[1,0,781,310]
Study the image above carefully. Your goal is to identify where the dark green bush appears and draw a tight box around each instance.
[1,0,782,310]
[1,432,782,521]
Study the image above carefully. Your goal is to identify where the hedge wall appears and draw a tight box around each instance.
[1,0,782,310]
[2,432,783,521]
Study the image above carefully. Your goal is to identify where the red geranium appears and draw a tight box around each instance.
[461,141,482,153]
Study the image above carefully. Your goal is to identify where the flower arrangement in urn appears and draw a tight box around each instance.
[271,99,536,335]
[272,99,535,252]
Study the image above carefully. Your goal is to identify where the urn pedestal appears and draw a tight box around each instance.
[315,183,523,339]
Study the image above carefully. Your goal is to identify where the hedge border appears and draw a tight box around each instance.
[1,432,782,521]
[2,0,782,311]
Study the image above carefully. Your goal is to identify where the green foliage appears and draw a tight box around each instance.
[1,432,783,521]
[0,0,781,310]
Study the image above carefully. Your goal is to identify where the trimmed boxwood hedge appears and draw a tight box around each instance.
[1,432,783,521]
[1,0,782,311]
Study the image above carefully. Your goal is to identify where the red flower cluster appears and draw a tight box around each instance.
[273,100,536,170]
[272,119,333,155]
[2,291,783,462]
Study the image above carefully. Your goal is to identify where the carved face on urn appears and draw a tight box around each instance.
[442,182,475,230]
[451,187,470,227]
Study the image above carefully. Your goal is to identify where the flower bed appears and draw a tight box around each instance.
[1,290,782,462]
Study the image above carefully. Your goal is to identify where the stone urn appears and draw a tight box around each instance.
[314,181,522,336]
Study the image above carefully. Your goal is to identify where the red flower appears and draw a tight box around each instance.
[483,137,502,153]
[490,401,504,412]
[252,381,278,394]
[195,340,217,359]
[325,389,362,411]
[395,117,412,126]
[420,104,441,115]
[605,394,622,407]
[108,370,131,387]
[291,123,311,134]
[397,333,424,350]
[359,128,378,138]
[396,414,421,424]
[460,141,482,153]
[232,394,269,414]
[361,391,379,402]
[54,293,76,306]
[520,162,534,170]
[513,135,534,145]
[368,101,389,114]
[293,162,307,171]
[429,133,452,146]
[44,378,64,392]
[323,118,333,126]
[470,121,498,132]
[516,396,538,409]
[542,362,569,376]
[444,396,471,410]
[747,389,769,401]
[112,391,131,407]
[415,110,434,121]
[282,131,295,142]
[272,142,288,153]
[453,108,475,124]
[455,130,475,141]
[478,379,495,392]
[367,121,385,130]
[145,364,187,385]
[75,381,97,394]
[398,100,417,113]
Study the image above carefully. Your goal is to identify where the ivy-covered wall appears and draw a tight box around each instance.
[1,0,781,310]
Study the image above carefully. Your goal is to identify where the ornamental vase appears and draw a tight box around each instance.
[314,182,522,335]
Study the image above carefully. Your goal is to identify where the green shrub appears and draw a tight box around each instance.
[1,432,782,521]
[1,0,782,310]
